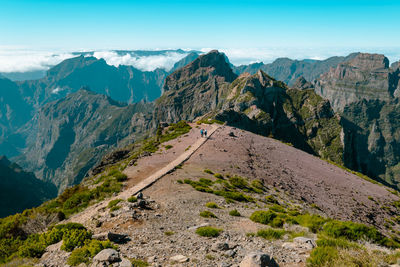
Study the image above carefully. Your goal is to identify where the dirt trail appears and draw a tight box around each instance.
[67,124,219,225]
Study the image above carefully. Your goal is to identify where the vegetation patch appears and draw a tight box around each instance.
[256,228,286,240]
[229,209,241,217]
[195,226,223,237]
[67,239,116,266]
[127,196,137,203]
[205,202,220,209]
[200,210,217,218]
[107,199,123,211]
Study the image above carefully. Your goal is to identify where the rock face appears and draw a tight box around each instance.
[233,53,359,85]
[342,99,400,189]
[0,156,56,217]
[16,89,153,192]
[314,53,400,111]
[216,70,343,164]
[0,77,33,157]
[153,50,237,123]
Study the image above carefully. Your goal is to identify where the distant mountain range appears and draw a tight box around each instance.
[1,49,400,217]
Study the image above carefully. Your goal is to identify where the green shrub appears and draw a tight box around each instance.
[229,209,241,216]
[165,145,173,150]
[251,179,264,190]
[196,226,222,237]
[228,176,249,189]
[307,246,338,266]
[204,169,214,175]
[256,229,286,240]
[265,195,278,204]
[130,258,150,267]
[250,210,277,225]
[270,217,285,228]
[269,204,286,213]
[294,213,327,233]
[61,228,92,252]
[114,172,128,182]
[214,173,223,178]
[108,199,123,209]
[200,211,217,218]
[67,240,115,266]
[128,196,137,203]
[205,202,220,209]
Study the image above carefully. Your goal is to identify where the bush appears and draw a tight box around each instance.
[67,240,115,266]
[214,173,223,178]
[265,195,279,204]
[128,196,137,203]
[307,246,338,266]
[196,226,222,237]
[130,258,150,267]
[294,213,327,233]
[229,209,241,217]
[204,169,214,175]
[250,210,277,225]
[256,229,286,240]
[228,176,249,189]
[108,199,123,209]
[165,145,173,150]
[205,202,220,209]
[200,211,217,218]
[114,172,128,182]
[164,231,174,236]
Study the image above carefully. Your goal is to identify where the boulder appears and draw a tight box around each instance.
[93,249,120,263]
[239,251,278,267]
[119,258,133,267]
[170,254,189,263]
[211,242,230,251]
[293,237,316,249]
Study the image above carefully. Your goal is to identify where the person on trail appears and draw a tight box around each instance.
[204,129,207,138]
[200,129,204,137]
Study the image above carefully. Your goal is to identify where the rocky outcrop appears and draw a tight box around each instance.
[341,98,400,189]
[239,252,278,267]
[314,53,399,111]
[233,53,359,85]
[216,70,343,164]
[292,76,313,90]
[16,89,153,192]
[0,156,57,217]
[153,50,237,123]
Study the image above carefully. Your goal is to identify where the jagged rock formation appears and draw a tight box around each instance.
[233,53,359,85]
[16,89,153,192]
[155,51,343,164]
[342,99,400,188]
[314,53,400,111]
[0,156,57,217]
[216,71,343,164]
[154,50,237,123]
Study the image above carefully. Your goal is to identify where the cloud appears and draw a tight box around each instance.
[0,49,75,73]
[92,51,189,71]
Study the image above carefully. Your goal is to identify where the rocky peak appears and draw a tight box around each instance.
[314,53,394,111]
[346,53,389,71]
[292,76,313,90]
[46,55,100,81]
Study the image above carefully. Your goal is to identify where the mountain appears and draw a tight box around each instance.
[17,55,169,106]
[154,50,237,123]
[314,53,400,111]
[233,53,359,85]
[0,156,57,217]
[0,76,33,157]
[341,99,400,188]
[16,89,153,192]
[156,51,343,164]
[170,52,200,72]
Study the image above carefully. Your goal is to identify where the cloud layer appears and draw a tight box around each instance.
[92,51,188,71]
[0,47,399,74]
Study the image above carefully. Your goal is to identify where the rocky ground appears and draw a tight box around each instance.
[37,124,400,266]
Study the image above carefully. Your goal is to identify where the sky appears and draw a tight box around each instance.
[1,0,400,72]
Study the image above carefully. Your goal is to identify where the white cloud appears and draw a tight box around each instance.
[0,49,75,73]
[92,51,188,71]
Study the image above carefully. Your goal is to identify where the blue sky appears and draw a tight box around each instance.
[1,0,400,71]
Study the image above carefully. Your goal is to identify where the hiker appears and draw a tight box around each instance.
[200,128,204,137]
[204,129,207,138]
